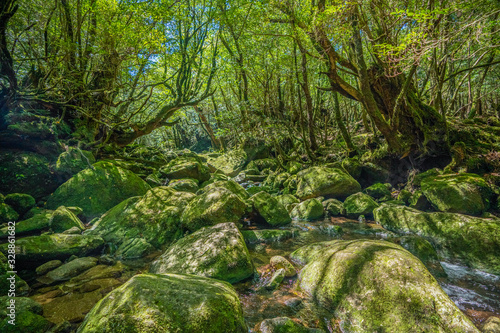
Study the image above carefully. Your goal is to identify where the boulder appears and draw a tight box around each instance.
[290,198,324,221]
[343,192,380,218]
[265,268,285,290]
[241,229,294,244]
[181,187,247,232]
[256,317,322,333]
[251,192,291,226]
[0,252,29,296]
[77,273,247,333]
[160,156,211,182]
[115,238,155,259]
[167,178,199,193]
[3,193,35,216]
[200,180,250,201]
[50,206,85,233]
[36,260,62,275]
[269,256,296,277]
[363,183,391,199]
[421,173,493,216]
[150,223,253,283]
[0,203,18,224]
[45,257,98,283]
[322,199,344,216]
[207,149,247,177]
[295,167,361,200]
[55,147,95,177]
[373,204,500,274]
[0,296,50,333]
[276,194,300,207]
[0,210,53,237]
[483,317,500,333]
[46,161,150,220]
[291,239,478,332]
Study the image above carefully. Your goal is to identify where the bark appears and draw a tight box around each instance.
[0,0,18,94]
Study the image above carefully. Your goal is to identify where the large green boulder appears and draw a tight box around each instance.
[46,161,150,220]
[343,192,380,218]
[322,198,344,216]
[55,147,95,177]
[0,210,53,237]
[291,239,478,332]
[241,229,294,244]
[181,187,247,232]
[276,194,300,207]
[77,273,247,333]
[295,167,361,200]
[251,192,291,226]
[200,180,249,201]
[160,156,211,182]
[89,187,194,249]
[373,204,500,274]
[207,149,247,177]
[0,204,18,224]
[0,151,60,199]
[50,206,85,233]
[0,252,29,296]
[290,198,324,221]
[0,234,104,264]
[0,296,50,333]
[150,222,254,283]
[256,317,322,333]
[3,193,35,216]
[421,173,493,216]
[363,183,391,200]
[167,178,199,193]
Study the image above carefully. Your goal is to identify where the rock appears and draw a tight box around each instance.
[265,268,286,290]
[181,187,247,232]
[295,167,361,200]
[0,210,52,237]
[287,161,303,174]
[77,273,247,333]
[88,187,194,249]
[409,190,431,210]
[249,159,279,172]
[167,178,199,193]
[374,204,500,274]
[200,180,250,201]
[150,222,254,283]
[398,236,445,276]
[45,257,98,283]
[55,147,95,177]
[290,198,324,221]
[256,317,320,333]
[283,298,302,309]
[0,296,50,333]
[36,260,63,275]
[0,234,104,264]
[483,316,500,333]
[3,193,35,216]
[421,173,493,216]
[207,149,247,177]
[62,226,82,234]
[251,192,291,226]
[363,183,391,199]
[270,256,296,277]
[115,238,154,259]
[291,239,478,332]
[98,255,115,266]
[160,155,211,182]
[0,151,61,199]
[397,190,412,204]
[276,194,300,207]
[343,192,380,218]
[0,252,30,296]
[322,198,344,216]
[46,161,150,220]
[0,203,18,223]
[413,168,441,187]
[50,206,85,233]
[273,172,291,190]
[241,229,294,244]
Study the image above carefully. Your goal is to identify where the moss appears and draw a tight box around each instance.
[0,210,53,237]
[291,198,324,221]
[115,238,154,259]
[55,147,95,176]
[167,178,199,193]
[291,239,477,332]
[322,199,345,216]
[374,204,500,274]
[246,185,274,196]
[3,193,35,216]
[343,192,379,218]
[240,229,294,244]
[160,156,211,182]
[409,190,431,210]
[251,192,291,226]
[0,204,19,224]
[207,149,248,177]
[295,167,361,200]
[363,183,391,199]
[0,310,51,333]
[50,206,85,233]
[273,172,291,190]
[46,161,151,220]
[77,273,247,333]
[256,317,314,333]
[200,180,249,201]
[397,190,412,204]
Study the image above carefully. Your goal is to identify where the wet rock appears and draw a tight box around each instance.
[343,192,380,218]
[483,316,500,333]
[160,155,211,182]
[265,268,286,290]
[270,256,296,277]
[150,222,254,283]
[0,203,18,223]
[167,178,199,193]
[290,198,324,221]
[291,239,479,332]
[374,204,500,274]
[4,193,35,216]
[77,273,247,333]
[398,235,445,276]
[241,229,294,244]
[88,187,194,249]
[36,260,63,275]
[322,198,344,216]
[181,187,247,232]
[46,161,150,220]
[295,167,361,200]
[251,192,291,226]
[115,238,154,259]
[256,317,321,333]
[44,257,98,283]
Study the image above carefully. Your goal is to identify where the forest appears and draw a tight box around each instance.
[0,0,499,332]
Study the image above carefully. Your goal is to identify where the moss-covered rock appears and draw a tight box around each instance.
[167,178,199,193]
[0,151,60,199]
[290,198,324,221]
[77,273,247,333]
[256,317,322,333]
[482,316,500,333]
[0,234,104,264]
[373,204,500,274]
[251,192,291,226]
[45,257,98,283]
[160,156,211,182]
[55,147,95,177]
[276,194,300,207]
[181,187,247,232]
[88,187,194,249]
[409,190,431,210]
[50,206,85,233]
[248,158,279,172]
[291,239,478,332]
[0,296,50,333]
[241,229,294,244]
[46,161,150,220]
[295,167,361,200]
[343,192,380,218]
[150,222,253,283]
[0,253,30,297]
[115,238,155,259]
[270,256,296,277]
[207,149,248,177]
[363,183,391,199]
[273,172,291,190]
[0,210,53,238]
[0,203,18,224]
[199,180,249,201]
[413,168,441,187]
[322,198,344,216]
[3,193,35,216]
[421,173,493,216]
[397,189,412,204]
